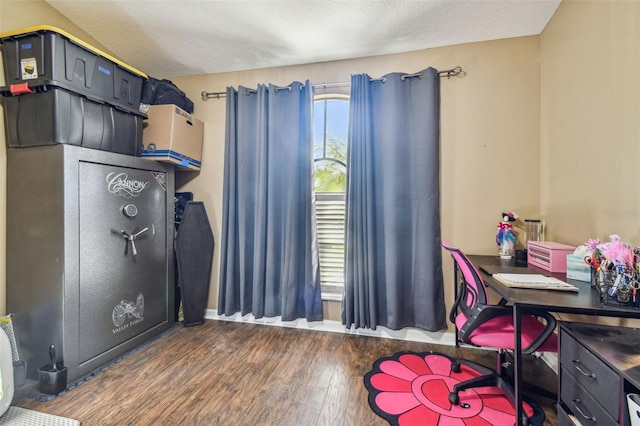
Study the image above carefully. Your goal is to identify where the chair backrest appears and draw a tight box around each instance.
[442,241,489,320]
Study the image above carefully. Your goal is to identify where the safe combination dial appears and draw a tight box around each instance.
[123,204,138,218]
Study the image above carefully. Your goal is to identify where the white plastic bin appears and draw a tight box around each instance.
[627,393,640,426]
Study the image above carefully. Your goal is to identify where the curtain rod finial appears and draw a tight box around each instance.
[438,66,465,79]
[448,66,465,79]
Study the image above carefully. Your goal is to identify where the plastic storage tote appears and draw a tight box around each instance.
[2,85,144,156]
[0,25,147,115]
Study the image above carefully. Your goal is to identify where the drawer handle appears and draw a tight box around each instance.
[572,359,596,379]
[572,398,596,422]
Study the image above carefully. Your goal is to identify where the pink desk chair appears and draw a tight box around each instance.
[442,241,558,419]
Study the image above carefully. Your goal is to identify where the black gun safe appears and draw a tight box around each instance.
[6,144,175,383]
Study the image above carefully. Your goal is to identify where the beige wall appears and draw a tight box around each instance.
[0,1,542,324]
[10,0,636,330]
[540,0,640,326]
[0,0,122,314]
[541,0,640,246]
[170,37,542,323]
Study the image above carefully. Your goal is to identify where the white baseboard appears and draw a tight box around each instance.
[205,309,457,346]
[204,309,559,375]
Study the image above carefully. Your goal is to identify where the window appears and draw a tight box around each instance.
[314,96,348,300]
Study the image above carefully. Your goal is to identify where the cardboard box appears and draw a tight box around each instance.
[141,104,204,171]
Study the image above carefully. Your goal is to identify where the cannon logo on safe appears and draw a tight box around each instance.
[106,172,150,198]
[112,293,145,334]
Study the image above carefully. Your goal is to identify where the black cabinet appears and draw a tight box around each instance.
[559,322,640,426]
[6,145,175,384]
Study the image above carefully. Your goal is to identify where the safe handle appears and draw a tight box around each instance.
[113,227,149,256]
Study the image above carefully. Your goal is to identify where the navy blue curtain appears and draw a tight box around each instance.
[218,81,323,322]
[342,68,446,331]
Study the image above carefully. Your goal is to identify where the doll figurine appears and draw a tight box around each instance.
[496,211,518,259]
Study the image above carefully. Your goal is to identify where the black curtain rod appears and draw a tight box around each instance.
[201,65,464,100]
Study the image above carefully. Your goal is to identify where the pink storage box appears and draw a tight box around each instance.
[527,241,576,273]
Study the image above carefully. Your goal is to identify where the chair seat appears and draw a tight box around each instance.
[456,313,558,353]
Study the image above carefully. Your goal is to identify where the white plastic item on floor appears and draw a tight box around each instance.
[0,329,13,417]
[0,407,79,425]
[628,393,640,426]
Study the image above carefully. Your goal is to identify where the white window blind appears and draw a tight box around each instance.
[316,192,345,298]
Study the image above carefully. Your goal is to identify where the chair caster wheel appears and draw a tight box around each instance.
[448,392,460,405]
[451,361,461,373]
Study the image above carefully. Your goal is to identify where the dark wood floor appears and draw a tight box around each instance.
[12,320,558,425]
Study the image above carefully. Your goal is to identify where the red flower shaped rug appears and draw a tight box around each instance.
[364,351,544,426]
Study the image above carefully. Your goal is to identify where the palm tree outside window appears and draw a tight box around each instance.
[313,96,348,300]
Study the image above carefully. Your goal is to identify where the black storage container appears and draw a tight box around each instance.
[141,77,194,114]
[0,25,146,115]
[1,85,145,156]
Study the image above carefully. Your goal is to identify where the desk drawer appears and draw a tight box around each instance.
[560,331,620,419]
[561,369,617,426]
[527,241,575,272]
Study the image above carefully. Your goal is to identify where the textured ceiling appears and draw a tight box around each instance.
[45,0,561,79]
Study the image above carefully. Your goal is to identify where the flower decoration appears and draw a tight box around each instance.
[363,352,538,425]
[585,238,601,252]
[598,234,634,267]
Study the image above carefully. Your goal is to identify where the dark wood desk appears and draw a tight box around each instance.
[466,255,640,425]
